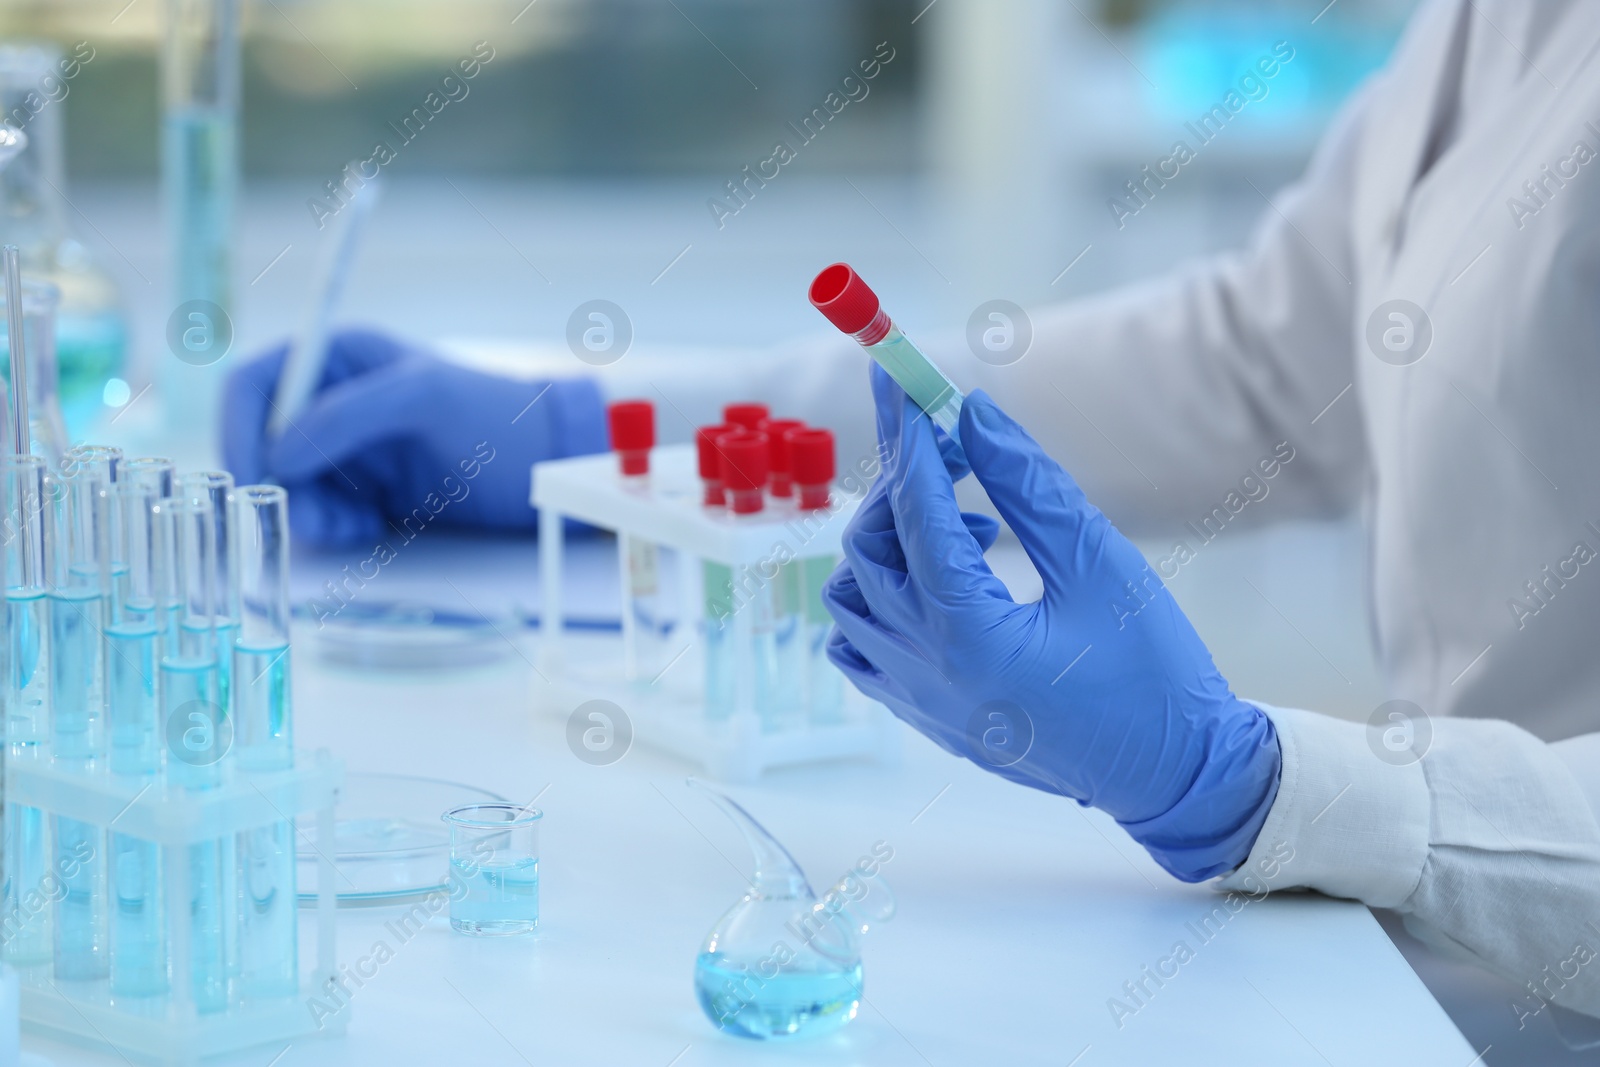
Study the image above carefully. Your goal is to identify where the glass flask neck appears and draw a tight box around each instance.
[689,779,813,899]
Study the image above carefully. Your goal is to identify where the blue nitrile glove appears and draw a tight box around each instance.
[823,365,1281,881]
[222,328,607,547]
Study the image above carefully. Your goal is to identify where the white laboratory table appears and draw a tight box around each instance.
[25,629,1473,1066]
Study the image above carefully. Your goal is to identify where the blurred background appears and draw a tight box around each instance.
[0,0,1417,715]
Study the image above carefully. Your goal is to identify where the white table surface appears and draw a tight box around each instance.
[23,583,1473,1066]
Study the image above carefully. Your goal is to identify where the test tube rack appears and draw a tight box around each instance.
[6,751,345,1063]
[532,444,898,783]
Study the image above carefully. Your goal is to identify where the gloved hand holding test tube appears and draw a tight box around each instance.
[808,263,967,460]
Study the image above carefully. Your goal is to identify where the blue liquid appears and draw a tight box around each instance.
[7,591,49,744]
[212,620,239,723]
[161,655,222,790]
[3,803,52,965]
[239,820,297,998]
[50,590,105,760]
[186,839,229,1012]
[53,816,108,981]
[163,105,236,310]
[107,624,160,777]
[111,834,167,997]
[58,310,128,423]
[448,857,539,935]
[233,642,291,771]
[694,953,863,1040]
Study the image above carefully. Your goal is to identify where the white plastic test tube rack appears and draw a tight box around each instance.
[6,752,345,1062]
[532,444,898,782]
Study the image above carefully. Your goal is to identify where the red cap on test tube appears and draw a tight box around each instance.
[723,402,769,431]
[608,400,655,476]
[760,418,805,497]
[809,263,890,346]
[787,428,835,511]
[696,423,734,507]
[718,431,769,515]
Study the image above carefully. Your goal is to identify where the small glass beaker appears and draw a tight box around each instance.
[441,803,541,936]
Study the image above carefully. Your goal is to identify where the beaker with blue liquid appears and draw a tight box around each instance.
[442,803,541,936]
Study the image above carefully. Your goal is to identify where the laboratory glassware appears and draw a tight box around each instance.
[441,803,541,936]
[159,490,229,1012]
[809,263,966,445]
[48,447,118,982]
[697,424,736,720]
[164,0,240,313]
[0,45,128,425]
[761,419,804,501]
[719,431,779,731]
[609,400,666,682]
[763,419,808,723]
[107,480,167,996]
[0,275,66,467]
[233,484,298,997]
[185,471,238,717]
[789,428,845,723]
[690,781,892,1040]
[3,454,51,965]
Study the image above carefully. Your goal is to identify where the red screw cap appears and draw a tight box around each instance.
[761,418,805,497]
[788,427,835,510]
[809,263,889,345]
[696,423,733,506]
[723,402,769,431]
[718,430,769,514]
[608,400,654,476]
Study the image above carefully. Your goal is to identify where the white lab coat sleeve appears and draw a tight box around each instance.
[1216,704,1600,1020]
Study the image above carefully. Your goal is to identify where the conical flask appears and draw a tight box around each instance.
[689,780,894,1040]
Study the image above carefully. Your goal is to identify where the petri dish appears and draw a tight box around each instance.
[308,600,518,671]
[297,772,508,907]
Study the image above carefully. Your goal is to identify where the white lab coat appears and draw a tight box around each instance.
[584,0,1600,1029]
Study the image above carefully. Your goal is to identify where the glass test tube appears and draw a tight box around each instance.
[49,448,118,982]
[609,401,664,683]
[163,0,240,314]
[0,280,68,468]
[233,485,298,997]
[791,429,844,723]
[697,426,735,721]
[764,421,808,726]
[720,432,779,732]
[159,492,228,1012]
[107,481,167,996]
[809,263,965,444]
[3,454,52,964]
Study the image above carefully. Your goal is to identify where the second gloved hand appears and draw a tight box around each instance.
[223,328,607,547]
[823,366,1281,881]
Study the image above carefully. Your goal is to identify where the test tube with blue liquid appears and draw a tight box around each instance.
[719,431,780,732]
[48,446,118,983]
[696,425,736,721]
[787,429,845,724]
[163,0,239,316]
[159,491,229,1012]
[608,401,666,682]
[760,420,807,727]
[808,263,966,456]
[3,454,52,964]
[232,485,298,998]
[107,481,167,996]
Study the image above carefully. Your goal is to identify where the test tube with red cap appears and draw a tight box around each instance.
[695,424,736,716]
[714,430,780,729]
[760,418,805,500]
[723,402,768,432]
[808,263,965,446]
[608,400,665,681]
[788,428,845,722]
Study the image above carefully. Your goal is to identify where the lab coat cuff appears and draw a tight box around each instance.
[1214,703,1430,908]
